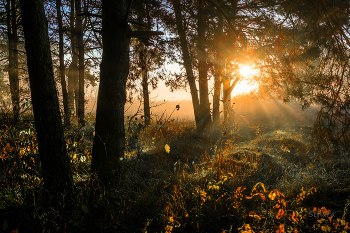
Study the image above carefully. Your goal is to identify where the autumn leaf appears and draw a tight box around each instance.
[276,209,284,219]
[276,224,285,233]
[292,211,298,222]
[269,190,277,200]
[249,212,263,220]
[165,144,170,153]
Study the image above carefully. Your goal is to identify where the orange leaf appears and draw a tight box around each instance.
[292,211,298,222]
[259,193,266,201]
[276,209,284,219]
[276,224,285,233]
[269,190,277,200]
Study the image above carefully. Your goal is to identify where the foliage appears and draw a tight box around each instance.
[1,110,350,232]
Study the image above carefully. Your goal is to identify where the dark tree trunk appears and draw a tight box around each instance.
[197,0,212,131]
[56,0,70,126]
[91,0,130,185]
[213,15,223,126]
[68,64,76,116]
[19,0,73,196]
[172,0,201,127]
[140,45,150,125]
[70,0,79,116]
[7,0,19,123]
[75,0,85,126]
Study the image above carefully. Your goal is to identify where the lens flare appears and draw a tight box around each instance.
[240,65,255,77]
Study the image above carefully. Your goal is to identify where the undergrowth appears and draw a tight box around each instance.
[1,109,350,233]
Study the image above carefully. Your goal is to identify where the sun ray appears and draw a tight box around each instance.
[240,65,256,77]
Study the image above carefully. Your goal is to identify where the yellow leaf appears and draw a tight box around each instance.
[165,144,170,154]
[269,190,277,200]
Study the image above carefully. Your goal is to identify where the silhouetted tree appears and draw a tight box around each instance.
[56,0,69,126]
[7,0,19,122]
[91,0,131,185]
[75,0,85,126]
[19,0,73,196]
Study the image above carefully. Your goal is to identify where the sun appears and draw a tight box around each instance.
[240,65,256,77]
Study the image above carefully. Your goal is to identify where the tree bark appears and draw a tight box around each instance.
[91,0,130,185]
[70,0,79,116]
[213,15,223,126]
[223,71,240,134]
[19,0,73,196]
[172,0,201,128]
[197,0,212,130]
[75,0,85,126]
[140,46,151,125]
[7,0,19,123]
[56,0,69,126]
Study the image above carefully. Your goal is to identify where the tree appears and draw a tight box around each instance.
[68,0,79,119]
[197,0,212,130]
[91,0,131,185]
[212,14,223,126]
[19,0,73,196]
[91,0,163,185]
[56,0,69,126]
[171,0,201,129]
[259,0,350,155]
[76,0,85,126]
[7,0,19,122]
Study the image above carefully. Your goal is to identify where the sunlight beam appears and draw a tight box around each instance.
[240,65,256,77]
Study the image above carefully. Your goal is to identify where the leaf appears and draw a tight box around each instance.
[165,144,170,153]
[292,211,298,222]
[269,190,277,200]
[176,104,180,111]
[0,201,6,209]
[276,209,284,219]
[81,204,89,213]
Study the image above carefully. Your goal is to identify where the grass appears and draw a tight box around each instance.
[1,106,350,233]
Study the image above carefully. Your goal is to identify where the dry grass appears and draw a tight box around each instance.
[1,107,350,232]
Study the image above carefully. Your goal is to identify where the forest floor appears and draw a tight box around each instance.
[1,112,350,232]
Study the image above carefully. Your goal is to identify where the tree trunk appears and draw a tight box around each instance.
[213,15,223,126]
[70,0,79,117]
[172,0,201,128]
[197,0,212,131]
[7,0,19,123]
[56,0,69,126]
[91,0,130,185]
[75,0,85,126]
[19,0,73,196]
[68,65,76,116]
[223,71,240,134]
[140,45,150,125]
